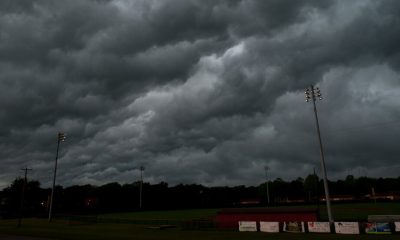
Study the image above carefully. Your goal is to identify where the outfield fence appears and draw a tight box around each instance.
[63,215,400,235]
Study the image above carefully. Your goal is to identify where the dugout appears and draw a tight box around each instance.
[215,208,319,229]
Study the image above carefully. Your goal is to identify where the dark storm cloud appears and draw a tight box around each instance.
[1,0,399,189]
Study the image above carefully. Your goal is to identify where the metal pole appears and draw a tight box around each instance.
[48,132,65,222]
[139,166,144,209]
[48,139,60,222]
[264,166,270,205]
[309,85,333,223]
[18,168,31,228]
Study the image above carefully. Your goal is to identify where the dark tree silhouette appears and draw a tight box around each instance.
[1,175,400,218]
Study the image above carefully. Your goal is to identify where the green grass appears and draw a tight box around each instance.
[98,202,400,221]
[319,202,400,221]
[1,203,400,240]
[257,202,400,221]
[100,208,218,221]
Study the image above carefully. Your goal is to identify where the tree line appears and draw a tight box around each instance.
[0,175,399,218]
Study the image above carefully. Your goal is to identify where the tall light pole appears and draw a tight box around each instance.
[139,166,144,209]
[264,166,270,205]
[305,85,333,223]
[48,132,66,222]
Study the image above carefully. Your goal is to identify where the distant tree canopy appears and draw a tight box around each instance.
[0,175,399,217]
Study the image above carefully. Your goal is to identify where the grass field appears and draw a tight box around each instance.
[1,203,400,240]
[100,208,218,221]
[98,202,400,221]
[281,202,400,221]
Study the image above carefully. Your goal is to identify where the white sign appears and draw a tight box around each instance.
[395,222,400,232]
[260,222,279,233]
[238,221,257,232]
[334,222,359,234]
[283,221,305,233]
[307,222,330,233]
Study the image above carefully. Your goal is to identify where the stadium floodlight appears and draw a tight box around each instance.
[48,132,66,222]
[305,86,333,223]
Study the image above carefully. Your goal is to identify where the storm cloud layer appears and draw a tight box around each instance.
[1,0,400,189]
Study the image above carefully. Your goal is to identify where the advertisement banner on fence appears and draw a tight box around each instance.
[394,222,400,232]
[307,222,330,233]
[334,222,359,234]
[260,222,279,233]
[365,222,391,234]
[283,221,305,233]
[238,221,257,232]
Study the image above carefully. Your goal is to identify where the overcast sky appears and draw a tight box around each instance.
[1,0,400,189]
